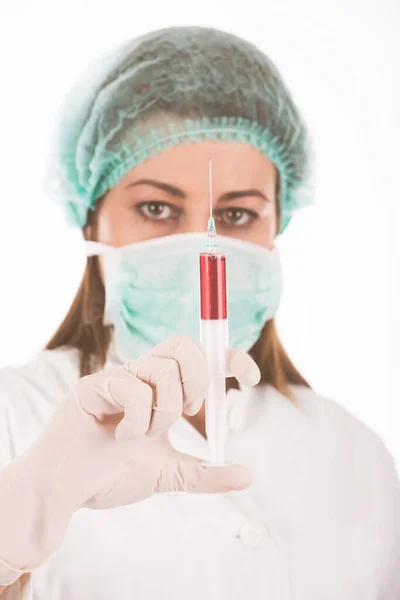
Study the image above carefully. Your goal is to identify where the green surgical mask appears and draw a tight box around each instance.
[85,233,283,362]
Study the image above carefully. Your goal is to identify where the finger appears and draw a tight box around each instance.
[149,372,183,436]
[125,356,183,436]
[128,356,179,388]
[77,367,149,420]
[112,379,154,440]
[147,336,209,416]
[226,348,260,386]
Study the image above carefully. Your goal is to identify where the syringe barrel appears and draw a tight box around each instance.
[200,319,228,465]
[199,252,228,465]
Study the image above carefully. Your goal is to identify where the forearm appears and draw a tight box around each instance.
[0,454,73,584]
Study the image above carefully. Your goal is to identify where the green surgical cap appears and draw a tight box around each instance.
[48,26,314,232]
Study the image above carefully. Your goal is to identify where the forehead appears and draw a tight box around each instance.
[118,142,277,192]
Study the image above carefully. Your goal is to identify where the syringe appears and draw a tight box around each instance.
[199,158,228,466]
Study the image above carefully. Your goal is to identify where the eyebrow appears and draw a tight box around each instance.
[126,179,270,203]
[219,189,271,203]
[126,179,186,199]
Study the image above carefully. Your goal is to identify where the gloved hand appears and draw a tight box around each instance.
[0,336,260,585]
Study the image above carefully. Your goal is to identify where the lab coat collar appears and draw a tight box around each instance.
[168,383,311,460]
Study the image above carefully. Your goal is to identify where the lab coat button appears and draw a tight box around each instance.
[227,405,244,432]
[238,521,265,547]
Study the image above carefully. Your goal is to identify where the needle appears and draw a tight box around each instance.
[207,157,217,252]
[209,157,213,218]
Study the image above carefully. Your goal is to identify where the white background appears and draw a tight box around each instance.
[0,1,399,466]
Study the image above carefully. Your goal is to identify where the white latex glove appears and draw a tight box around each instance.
[0,336,260,586]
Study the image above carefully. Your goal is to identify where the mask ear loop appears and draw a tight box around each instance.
[82,241,120,326]
[84,240,115,257]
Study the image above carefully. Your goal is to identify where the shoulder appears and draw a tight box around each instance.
[291,385,400,591]
[0,347,81,462]
[291,384,396,464]
[293,384,391,448]
[291,384,400,501]
[0,346,80,401]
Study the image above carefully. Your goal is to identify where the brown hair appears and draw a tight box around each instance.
[46,205,310,399]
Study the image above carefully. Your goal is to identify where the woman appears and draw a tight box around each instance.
[0,26,399,600]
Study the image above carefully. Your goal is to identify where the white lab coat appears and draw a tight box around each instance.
[0,347,399,599]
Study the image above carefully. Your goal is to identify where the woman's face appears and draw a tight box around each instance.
[96,142,278,249]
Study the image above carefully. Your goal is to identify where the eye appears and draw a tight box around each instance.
[136,202,181,221]
[215,208,258,227]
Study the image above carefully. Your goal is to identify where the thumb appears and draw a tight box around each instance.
[169,455,252,494]
[195,463,252,493]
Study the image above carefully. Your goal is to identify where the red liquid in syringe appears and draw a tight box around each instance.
[199,252,227,320]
